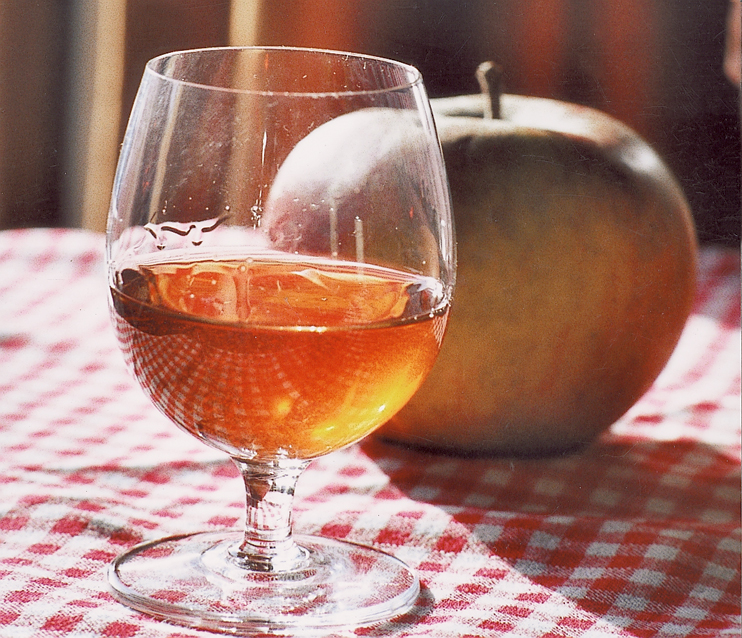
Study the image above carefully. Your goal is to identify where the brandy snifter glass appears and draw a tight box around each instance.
[106,46,455,635]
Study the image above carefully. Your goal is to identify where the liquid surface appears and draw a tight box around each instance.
[111,256,448,459]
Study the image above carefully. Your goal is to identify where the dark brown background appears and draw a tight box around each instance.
[0,0,738,245]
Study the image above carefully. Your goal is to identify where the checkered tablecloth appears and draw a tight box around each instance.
[0,228,739,638]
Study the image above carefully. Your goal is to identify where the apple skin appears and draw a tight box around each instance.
[378,92,698,456]
[261,108,445,278]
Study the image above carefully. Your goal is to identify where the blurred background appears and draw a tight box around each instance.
[0,0,739,245]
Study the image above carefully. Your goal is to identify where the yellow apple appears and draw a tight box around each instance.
[379,64,697,456]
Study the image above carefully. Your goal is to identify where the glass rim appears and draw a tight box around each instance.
[144,45,424,97]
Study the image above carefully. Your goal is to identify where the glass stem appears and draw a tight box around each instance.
[230,458,310,572]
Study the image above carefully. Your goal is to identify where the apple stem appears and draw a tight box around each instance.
[476,61,503,120]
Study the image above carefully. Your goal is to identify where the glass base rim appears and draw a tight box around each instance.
[108,530,420,635]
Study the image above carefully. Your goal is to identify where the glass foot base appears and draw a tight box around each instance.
[108,531,420,635]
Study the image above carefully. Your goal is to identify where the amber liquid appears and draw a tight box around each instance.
[111,256,448,459]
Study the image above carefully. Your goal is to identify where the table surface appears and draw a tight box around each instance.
[0,228,739,638]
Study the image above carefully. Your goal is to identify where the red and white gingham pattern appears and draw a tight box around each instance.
[0,228,739,637]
